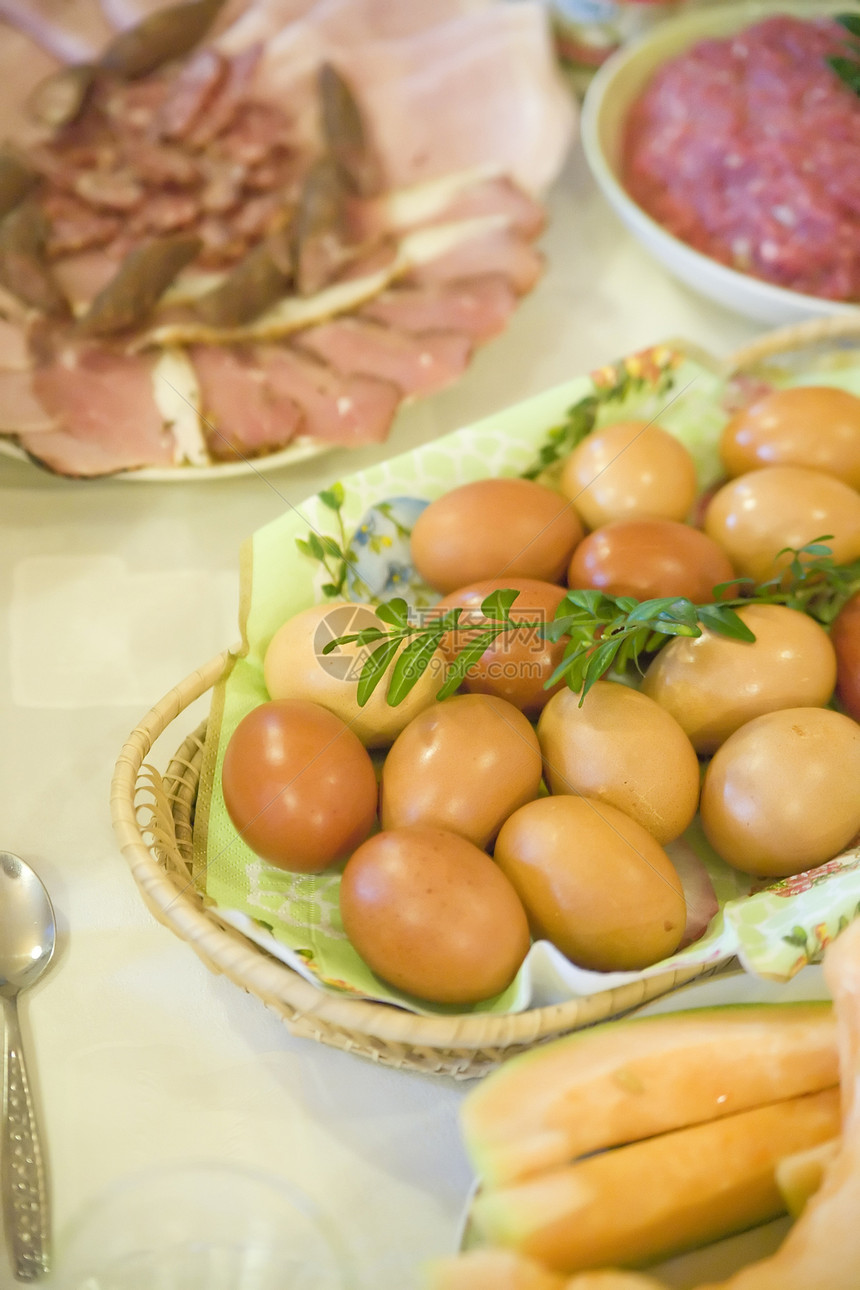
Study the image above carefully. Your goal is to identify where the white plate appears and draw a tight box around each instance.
[580,0,860,326]
[0,432,333,482]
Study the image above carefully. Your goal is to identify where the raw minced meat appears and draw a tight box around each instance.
[622,15,860,300]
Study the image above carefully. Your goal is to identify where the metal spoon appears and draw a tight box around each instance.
[0,853,56,1282]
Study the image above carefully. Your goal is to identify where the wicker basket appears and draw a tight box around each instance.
[110,315,860,1081]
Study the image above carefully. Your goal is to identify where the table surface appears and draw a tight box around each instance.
[0,131,822,1290]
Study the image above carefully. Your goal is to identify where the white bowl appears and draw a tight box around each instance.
[580,0,860,325]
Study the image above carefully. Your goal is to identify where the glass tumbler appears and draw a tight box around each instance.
[56,1161,352,1290]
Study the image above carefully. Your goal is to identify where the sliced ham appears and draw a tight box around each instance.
[51,250,124,311]
[258,344,400,444]
[0,368,56,432]
[151,41,263,146]
[418,175,546,240]
[225,1,575,194]
[346,171,547,247]
[41,192,123,258]
[341,2,572,195]
[358,274,517,345]
[99,0,252,38]
[208,0,316,50]
[126,140,201,187]
[379,174,545,241]
[0,317,33,370]
[293,315,472,397]
[19,344,176,475]
[187,41,262,146]
[0,23,62,149]
[190,339,400,452]
[218,0,494,51]
[0,0,567,476]
[0,1,112,65]
[405,224,544,295]
[310,0,495,42]
[154,46,229,140]
[191,342,303,459]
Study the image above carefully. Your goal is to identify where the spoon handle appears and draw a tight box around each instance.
[1,994,50,1281]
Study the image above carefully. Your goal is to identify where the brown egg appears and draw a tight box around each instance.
[410,477,583,595]
[380,693,542,848]
[641,604,837,755]
[703,465,860,583]
[720,385,860,488]
[435,577,569,714]
[700,707,860,878]
[263,600,447,747]
[493,796,686,972]
[559,420,698,529]
[832,590,860,723]
[567,518,737,603]
[536,680,701,845]
[221,699,378,872]
[339,827,531,1005]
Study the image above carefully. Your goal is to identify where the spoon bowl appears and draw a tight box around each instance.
[0,852,57,1282]
[0,853,56,995]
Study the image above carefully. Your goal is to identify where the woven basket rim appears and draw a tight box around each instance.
[110,650,728,1070]
[110,319,860,1072]
[723,312,860,373]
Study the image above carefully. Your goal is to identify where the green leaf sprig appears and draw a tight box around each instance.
[774,540,860,624]
[326,539,860,710]
[520,345,680,481]
[828,14,860,96]
[294,482,353,598]
[520,393,600,481]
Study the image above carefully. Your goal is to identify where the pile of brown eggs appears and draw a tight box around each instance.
[221,384,860,1005]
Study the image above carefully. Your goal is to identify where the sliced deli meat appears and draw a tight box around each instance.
[405,224,545,295]
[191,342,303,460]
[99,0,251,40]
[258,344,401,444]
[18,344,176,476]
[234,0,573,194]
[293,316,473,397]
[334,3,573,197]
[348,171,547,245]
[358,275,518,345]
[0,369,56,433]
[0,0,574,475]
[0,0,113,65]
[0,316,32,370]
[217,0,497,51]
[190,340,401,456]
[0,24,62,148]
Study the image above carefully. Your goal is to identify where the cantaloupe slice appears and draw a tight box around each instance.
[461,1002,837,1187]
[688,917,860,1290]
[775,1138,840,1218]
[469,1087,841,1274]
[422,1248,565,1290]
[562,1277,668,1290]
[422,1249,664,1290]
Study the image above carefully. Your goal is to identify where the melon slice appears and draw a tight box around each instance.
[422,1248,565,1290]
[469,1088,841,1274]
[775,1138,840,1218]
[460,1002,837,1187]
[691,918,860,1290]
[422,1249,664,1290]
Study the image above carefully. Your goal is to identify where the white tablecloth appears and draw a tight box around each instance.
[1,138,791,1289]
